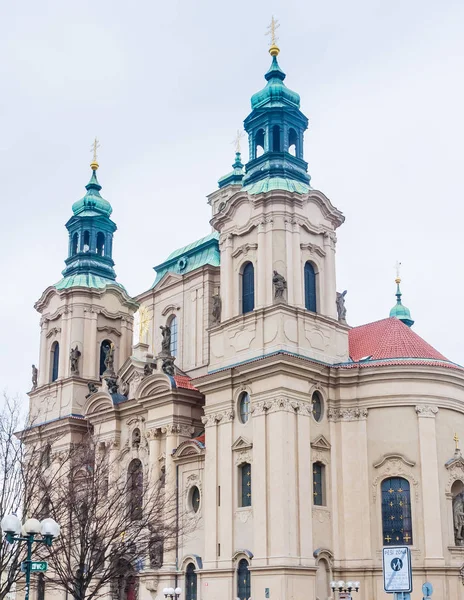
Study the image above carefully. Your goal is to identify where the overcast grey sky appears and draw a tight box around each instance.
[1,0,463,398]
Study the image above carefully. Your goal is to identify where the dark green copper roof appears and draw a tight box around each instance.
[72,170,113,217]
[218,152,245,188]
[389,280,414,327]
[55,273,126,291]
[251,56,300,110]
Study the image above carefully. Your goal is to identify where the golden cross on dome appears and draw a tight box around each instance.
[266,16,280,47]
[454,432,460,450]
[232,130,245,153]
[90,137,100,169]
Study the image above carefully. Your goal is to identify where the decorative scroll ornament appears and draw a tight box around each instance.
[201,410,234,427]
[415,405,439,418]
[372,455,419,502]
[327,407,368,422]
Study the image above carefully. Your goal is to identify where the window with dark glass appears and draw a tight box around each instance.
[128,459,143,521]
[191,486,200,513]
[313,462,325,506]
[311,391,323,422]
[242,262,255,314]
[304,262,317,312]
[237,559,251,600]
[169,316,178,357]
[96,232,105,256]
[186,563,197,600]
[239,392,250,424]
[71,232,79,255]
[100,339,112,376]
[240,463,251,507]
[272,125,281,152]
[255,129,265,158]
[51,342,59,382]
[288,128,298,156]
[381,477,413,545]
[83,230,90,252]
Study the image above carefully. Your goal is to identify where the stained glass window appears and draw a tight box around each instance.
[237,559,251,600]
[304,262,317,312]
[186,563,197,600]
[169,316,178,357]
[239,393,250,423]
[381,477,413,546]
[242,263,255,314]
[240,463,251,507]
[313,462,325,506]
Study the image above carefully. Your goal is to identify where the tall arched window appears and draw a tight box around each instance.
[242,262,255,314]
[71,232,79,255]
[239,392,250,424]
[96,232,105,256]
[237,559,251,600]
[381,477,413,545]
[240,463,251,507]
[128,459,143,521]
[100,339,112,376]
[186,563,197,600]
[304,262,317,312]
[83,231,90,252]
[51,342,59,382]
[169,316,178,357]
[255,129,265,158]
[272,125,281,152]
[313,462,326,506]
[288,128,298,156]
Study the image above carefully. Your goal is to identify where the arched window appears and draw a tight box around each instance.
[96,232,105,256]
[288,128,298,156]
[381,477,413,545]
[311,391,323,422]
[186,563,197,600]
[272,125,281,152]
[237,559,251,600]
[83,231,90,253]
[71,232,79,255]
[99,339,112,376]
[37,573,45,600]
[242,262,255,314]
[255,129,265,158]
[190,486,201,513]
[315,558,330,600]
[51,342,59,382]
[239,463,251,507]
[452,480,464,546]
[304,262,317,312]
[313,462,326,506]
[239,392,250,424]
[128,459,143,521]
[169,316,178,357]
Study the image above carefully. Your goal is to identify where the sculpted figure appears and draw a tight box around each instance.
[85,381,98,399]
[103,343,115,374]
[336,290,348,322]
[454,493,464,545]
[105,377,119,395]
[31,364,38,390]
[144,363,154,377]
[70,345,81,375]
[273,270,287,300]
[212,294,221,324]
[160,325,171,355]
[162,357,175,376]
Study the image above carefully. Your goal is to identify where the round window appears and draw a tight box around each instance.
[239,392,250,424]
[191,486,200,513]
[311,391,323,422]
[178,256,188,271]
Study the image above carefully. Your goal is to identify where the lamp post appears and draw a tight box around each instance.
[163,587,182,599]
[330,580,360,599]
[1,514,60,600]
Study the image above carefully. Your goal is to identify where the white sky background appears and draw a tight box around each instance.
[1,0,463,398]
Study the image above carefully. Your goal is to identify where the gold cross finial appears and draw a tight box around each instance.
[395,260,402,284]
[90,137,100,170]
[454,432,460,450]
[266,16,280,56]
[232,130,245,153]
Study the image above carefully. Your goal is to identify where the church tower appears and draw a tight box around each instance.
[30,150,138,427]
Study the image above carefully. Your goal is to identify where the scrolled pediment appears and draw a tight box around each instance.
[373,454,415,469]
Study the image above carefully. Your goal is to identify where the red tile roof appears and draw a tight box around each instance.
[173,375,198,391]
[349,317,448,362]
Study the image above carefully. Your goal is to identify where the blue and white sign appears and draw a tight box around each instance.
[383,546,412,593]
[422,582,433,598]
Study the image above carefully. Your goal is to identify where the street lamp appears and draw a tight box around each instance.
[1,514,60,600]
[163,587,182,599]
[330,580,360,597]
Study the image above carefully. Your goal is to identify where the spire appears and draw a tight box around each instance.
[218,151,244,189]
[389,263,414,327]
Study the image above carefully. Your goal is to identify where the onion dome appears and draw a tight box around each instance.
[389,277,414,327]
[251,48,301,110]
[72,166,112,217]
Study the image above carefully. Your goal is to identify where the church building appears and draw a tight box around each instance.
[27,35,464,600]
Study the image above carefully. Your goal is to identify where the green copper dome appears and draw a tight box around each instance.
[389,280,414,327]
[251,56,300,110]
[72,170,113,217]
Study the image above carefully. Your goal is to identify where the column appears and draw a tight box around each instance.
[162,425,179,570]
[285,221,294,305]
[322,232,337,319]
[265,225,273,307]
[416,404,445,565]
[220,235,234,320]
[38,320,49,387]
[147,428,161,484]
[293,225,303,307]
[297,405,313,564]
[218,415,233,567]
[59,311,69,378]
[256,221,267,308]
[202,417,218,568]
[251,403,268,565]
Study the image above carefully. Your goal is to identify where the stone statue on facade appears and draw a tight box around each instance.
[103,343,115,375]
[454,493,464,545]
[31,364,38,390]
[273,270,287,300]
[336,290,348,323]
[86,381,99,399]
[162,357,175,376]
[160,325,171,356]
[70,345,81,375]
[212,294,221,324]
[144,363,154,377]
[105,377,119,395]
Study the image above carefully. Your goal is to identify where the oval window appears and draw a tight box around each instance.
[191,486,200,513]
[311,391,323,422]
[239,392,250,424]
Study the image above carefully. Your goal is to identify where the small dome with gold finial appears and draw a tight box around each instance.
[389,275,414,327]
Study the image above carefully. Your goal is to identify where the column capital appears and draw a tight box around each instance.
[415,404,439,418]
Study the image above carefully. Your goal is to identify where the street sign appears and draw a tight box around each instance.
[383,546,412,593]
[422,582,433,598]
[21,561,48,573]
[339,594,351,600]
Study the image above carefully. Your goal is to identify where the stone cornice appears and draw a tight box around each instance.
[35,283,138,313]
[201,409,234,427]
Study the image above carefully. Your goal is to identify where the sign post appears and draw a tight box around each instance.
[21,561,47,573]
[383,546,412,595]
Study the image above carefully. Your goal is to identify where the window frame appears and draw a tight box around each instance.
[304,261,317,313]
[186,563,197,600]
[312,461,326,507]
[241,262,255,314]
[239,462,252,508]
[168,315,178,357]
[311,391,324,423]
[237,558,251,600]
[50,341,60,382]
[238,392,251,424]
[381,476,413,546]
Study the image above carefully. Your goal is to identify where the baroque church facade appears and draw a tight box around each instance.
[27,41,464,600]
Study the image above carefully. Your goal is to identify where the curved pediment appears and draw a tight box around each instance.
[173,439,205,459]
[135,372,173,400]
[85,392,114,415]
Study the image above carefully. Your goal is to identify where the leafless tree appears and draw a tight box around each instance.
[36,432,181,600]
